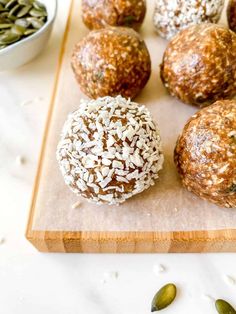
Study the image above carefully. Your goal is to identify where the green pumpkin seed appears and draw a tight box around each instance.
[27,16,42,28]
[32,0,45,11]
[15,17,29,27]
[11,23,25,34]
[0,30,20,43]
[18,0,33,5]
[0,23,12,28]
[215,299,236,314]
[151,283,177,312]
[17,4,31,17]
[5,0,17,9]
[0,0,9,5]
[23,27,35,35]
[29,7,46,17]
[8,3,20,17]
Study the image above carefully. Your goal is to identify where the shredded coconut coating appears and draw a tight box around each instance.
[174,100,236,208]
[161,24,236,107]
[82,0,146,30]
[228,0,236,33]
[56,96,164,205]
[153,0,224,40]
[71,27,151,100]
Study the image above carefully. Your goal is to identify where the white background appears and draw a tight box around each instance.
[0,1,236,313]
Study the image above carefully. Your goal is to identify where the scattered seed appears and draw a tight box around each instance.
[224,275,236,286]
[101,271,119,284]
[151,283,177,312]
[71,200,81,209]
[215,299,236,314]
[202,294,215,302]
[16,155,25,165]
[153,264,166,275]
[0,237,5,245]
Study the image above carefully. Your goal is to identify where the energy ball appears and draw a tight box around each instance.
[174,100,236,208]
[82,0,146,30]
[71,27,151,99]
[228,0,236,33]
[161,24,236,107]
[153,0,224,40]
[56,96,164,205]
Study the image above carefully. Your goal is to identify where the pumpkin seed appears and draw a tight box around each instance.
[0,30,20,43]
[17,4,31,17]
[0,44,7,49]
[32,0,45,11]
[216,299,236,314]
[0,23,12,28]
[15,17,29,27]
[18,0,33,5]
[11,23,25,34]
[8,3,20,17]
[29,7,46,17]
[23,27,35,35]
[151,283,177,312]
[5,0,17,9]
[0,0,9,5]
[27,16,42,28]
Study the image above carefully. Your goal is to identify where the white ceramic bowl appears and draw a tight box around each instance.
[0,0,57,71]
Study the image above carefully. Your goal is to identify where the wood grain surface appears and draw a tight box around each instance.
[26,0,236,253]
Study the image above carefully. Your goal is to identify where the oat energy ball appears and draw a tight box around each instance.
[153,0,224,40]
[82,0,146,30]
[228,0,236,32]
[71,27,151,100]
[56,96,164,205]
[161,24,236,107]
[174,100,236,208]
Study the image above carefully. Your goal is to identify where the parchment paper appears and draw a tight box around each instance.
[32,0,236,232]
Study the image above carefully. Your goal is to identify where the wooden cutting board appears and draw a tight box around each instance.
[26,0,236,253]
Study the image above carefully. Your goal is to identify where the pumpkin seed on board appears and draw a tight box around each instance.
[151,283,177,312]
[216,299,236,314]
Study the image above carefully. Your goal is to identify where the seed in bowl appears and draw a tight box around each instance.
[56,96,164,205]
[0,0,47,50]
[174,100,236,208]
[71,27,151,99]
[161,24,236,107]
[82,0,146,31]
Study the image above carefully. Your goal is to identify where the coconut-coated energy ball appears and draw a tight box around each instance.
[71,27,151,100]
[228,0,236,33]
[153,0,224,40]
[161,24,236,107]
[82,0,146,30]
[56,96,164,205]
[174,100,236,208]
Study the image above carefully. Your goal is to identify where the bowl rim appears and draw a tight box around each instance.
[0,0,57,56]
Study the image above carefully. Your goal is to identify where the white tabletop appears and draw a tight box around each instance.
[0,1,236,313]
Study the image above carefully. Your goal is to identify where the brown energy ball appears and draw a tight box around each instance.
[227,0,236,33]
[56,96,164,205]
[82,0,146,30]
[71,27,151,100]
[174,100,236,208]
[160,24,236,107]
[153,0,224,40]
